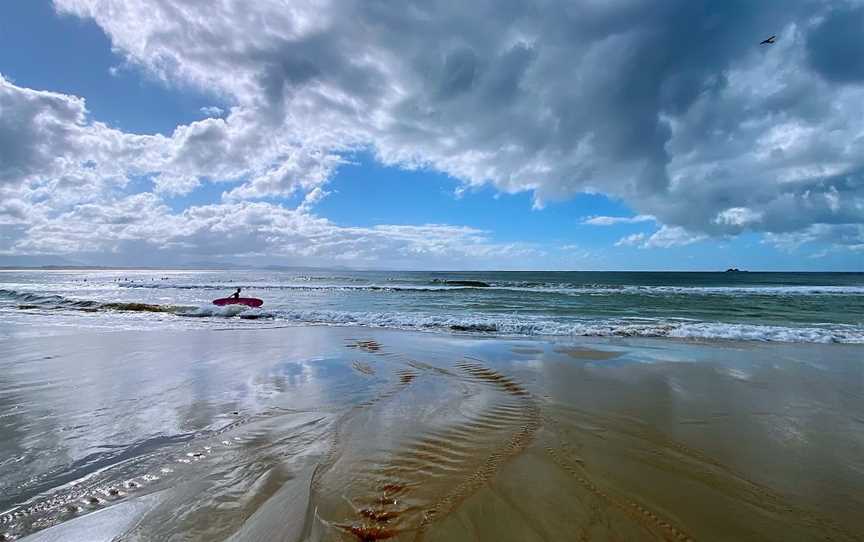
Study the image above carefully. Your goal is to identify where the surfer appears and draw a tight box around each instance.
[232,287,241,299]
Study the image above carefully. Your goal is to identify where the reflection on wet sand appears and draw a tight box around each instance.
[553,346,624,360]
[0,328,862,541]
[308,354,541,541]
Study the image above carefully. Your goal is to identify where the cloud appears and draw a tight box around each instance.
[615,233,647,248]
[616,226,706,249]
[764,223,864,252]
[0,73,127,196]
[0,198,28,225]
[221,146,344,200]
[3,1,864,265]
[199,106,225,117]
[806,4,864,84]
[297,186,329,212]
[48,0,863,252]
[0,73,552,267]
[714,207,763,227]
[643,226,707,248]
[0,73,343,200]
[583,215,655,226]
[4,195,548,268]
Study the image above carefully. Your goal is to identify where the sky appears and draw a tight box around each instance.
[0,0,862,270]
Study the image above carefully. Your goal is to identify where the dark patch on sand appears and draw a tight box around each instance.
[346,339,383,352]
[511,346,544,355]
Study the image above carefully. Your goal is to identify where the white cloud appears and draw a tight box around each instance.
[49,0,864,251]
[199,106,224,117]
[714,207,763,228]
[616,226,706,249]
[297,186,329,212]
[0,73,130,196]
[0,73,343,201]
[5,196,549,268]
[583,215,655,226]
[764,224,864,252]
[221,146,344,201]
[615,233,647,247]
[3,1,864,265]
[0,198,29,225]
[643,226,707,249]
[0,72,556,267]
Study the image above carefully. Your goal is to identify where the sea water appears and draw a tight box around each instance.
[1,269,863,343]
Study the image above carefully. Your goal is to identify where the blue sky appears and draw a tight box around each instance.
[0,1,211,135]
[0,1,862,270]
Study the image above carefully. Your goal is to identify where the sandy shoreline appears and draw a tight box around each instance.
[1,325,862,541]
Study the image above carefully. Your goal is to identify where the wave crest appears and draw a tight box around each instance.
[3,288,862,343]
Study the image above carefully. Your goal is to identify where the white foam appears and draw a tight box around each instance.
[5,286,863,344]
[174,307,864,344]
[115,282,864,296]
[178,304,263,318]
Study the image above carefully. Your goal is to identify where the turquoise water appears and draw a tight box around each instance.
[1,269,863,343]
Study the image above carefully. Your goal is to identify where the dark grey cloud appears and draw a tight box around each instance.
[806,3,864,83]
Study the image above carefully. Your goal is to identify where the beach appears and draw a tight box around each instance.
[6,1,864,539]
[2,323,863,541]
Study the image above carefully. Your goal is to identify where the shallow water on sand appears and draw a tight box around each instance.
[1,326,862,541]
[2,269,864,343]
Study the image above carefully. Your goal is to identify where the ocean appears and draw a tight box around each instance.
[2,269,864,540]
[1,269,863,343]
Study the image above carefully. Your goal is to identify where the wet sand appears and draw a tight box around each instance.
[1,326,863,541]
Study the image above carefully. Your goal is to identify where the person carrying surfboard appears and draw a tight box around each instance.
[212,289,263,307]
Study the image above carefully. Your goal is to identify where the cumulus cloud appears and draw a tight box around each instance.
[0,73,344,201]
[48,0,863,250]
[5,195,546,268]
[616,226,706,249]
[3,0,864,264]
[221,146,344,200]
[0,72,544,267]
[0,73,131,196]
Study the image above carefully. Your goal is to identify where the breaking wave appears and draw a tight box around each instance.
[243,309,864,344]
[3,288,862,344]
[115,282,864,296]
[0,288,200,316]
[1,288,184,314]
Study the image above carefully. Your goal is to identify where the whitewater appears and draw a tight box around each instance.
[1,269,863,343]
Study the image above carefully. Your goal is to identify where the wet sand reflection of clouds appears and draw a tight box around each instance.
[554,346,625,361]
[2,327,863,541]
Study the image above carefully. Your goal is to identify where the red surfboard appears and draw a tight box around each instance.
[212,297,264,307]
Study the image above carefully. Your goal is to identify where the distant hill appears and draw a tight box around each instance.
[0,258,359,271]
[180,261,246,269]
[0,255,86,268]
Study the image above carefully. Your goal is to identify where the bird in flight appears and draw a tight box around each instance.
[760,35,776,45]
